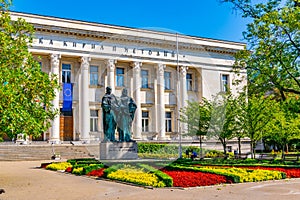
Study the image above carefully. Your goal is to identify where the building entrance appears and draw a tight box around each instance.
[60,110,73,141]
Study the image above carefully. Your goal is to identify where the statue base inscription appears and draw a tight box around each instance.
[100,141,138,160]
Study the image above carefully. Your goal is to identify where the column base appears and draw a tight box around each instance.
[132,136,142,141]
[80,138,90,144]
[49,139,61,144]
[158,136,168,141]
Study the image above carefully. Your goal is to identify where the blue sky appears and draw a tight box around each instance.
[11,0,250,43]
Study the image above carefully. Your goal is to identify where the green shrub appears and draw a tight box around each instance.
[205,150,224,158]
[138,143,203,155]
[73,164,90,169]
[103,164,124,178]
[67,158,102,166]
[83,164,105,175]
[138,153,178,159]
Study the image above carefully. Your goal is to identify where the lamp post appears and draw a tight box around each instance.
[176,33,182,159]
[178,120,182,159]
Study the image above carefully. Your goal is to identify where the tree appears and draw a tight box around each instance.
[235,90,274,158]
[180,99,211,158]
[0,1,59,140]
[221,0,300,101]
[263,97,300,157]
[207,92,238,156]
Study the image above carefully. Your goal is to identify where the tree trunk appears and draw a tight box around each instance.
[282,143,285,159]
[199,136,203,158]
[250,141,254,159]
[221,139,227,159]
[238,137,241,157]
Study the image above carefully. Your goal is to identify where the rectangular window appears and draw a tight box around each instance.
[62,64,71,83]
[90,110,98,132]
[141,70,149,88]
[90,66,99,86]
[164,71,171,90]
[186,73,193,91]
[221,74,229,92]
[116,67,125,87]
[165,112,172,132]
[142,111,149,132]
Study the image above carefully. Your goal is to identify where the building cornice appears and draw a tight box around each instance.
[10,11,246,55]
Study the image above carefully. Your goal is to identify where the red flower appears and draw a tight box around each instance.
[86,168,105,177]
[161,169,230,187]
[65,167,73,173]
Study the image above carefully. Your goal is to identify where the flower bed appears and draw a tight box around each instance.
[87,168,105,177]
[168,165,285,183]
[193,164,300,178]
[43,158,300,188]
[161,169,229,187]
[65,167,73,173]
[238,166,300,178]
[106,165,165,187]
[46,162,72,171]
[72,167,84,175]
[212,167,284,182]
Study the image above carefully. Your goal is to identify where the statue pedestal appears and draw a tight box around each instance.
[100,141,138,160]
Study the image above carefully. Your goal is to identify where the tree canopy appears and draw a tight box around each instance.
[0,1,59,140]
[222,0,300,100]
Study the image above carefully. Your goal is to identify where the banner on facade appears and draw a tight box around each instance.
[62,83,72,111]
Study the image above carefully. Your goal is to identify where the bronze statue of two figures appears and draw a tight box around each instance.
[101,87,137,142]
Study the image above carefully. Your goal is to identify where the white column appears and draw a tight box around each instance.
[180,66,188,133]
[157,63,166,140]
[132,61,142,140]
[80,57,91,143]
[50,54,61,144]
[105,59,115,93]
[180,66,188,108]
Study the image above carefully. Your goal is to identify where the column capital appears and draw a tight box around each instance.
[80,56,91,64]
[180,66,188,77]
[157,63,166,76]
[105,59,116,72]
[80,56,91,70]
[50,54,61,66]
[131,61,142,70]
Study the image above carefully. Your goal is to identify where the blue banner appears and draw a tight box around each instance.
[62,83,73,111]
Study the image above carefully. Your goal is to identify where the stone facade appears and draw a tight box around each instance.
[10,12,247,144]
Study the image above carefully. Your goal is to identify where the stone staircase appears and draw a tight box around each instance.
[0,142,100,161]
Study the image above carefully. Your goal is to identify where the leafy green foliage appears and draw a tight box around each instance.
[0,1,60,139]
[263,99,300,156]
[235,91,274,157]
[138,143,200,155]
[222,0,300,100]
[180,99,211,137]
[207,92,240,155]
[220,0,300,157]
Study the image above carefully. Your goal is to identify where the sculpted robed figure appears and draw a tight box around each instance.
[101,86,118,142]
[117,88,137,142]
[101,87,136,142]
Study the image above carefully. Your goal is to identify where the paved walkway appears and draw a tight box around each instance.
[0,160,300,200]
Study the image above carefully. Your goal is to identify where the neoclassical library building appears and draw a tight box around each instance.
[10,12,246,144]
